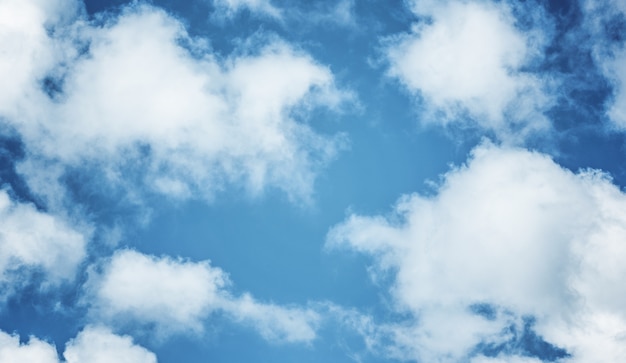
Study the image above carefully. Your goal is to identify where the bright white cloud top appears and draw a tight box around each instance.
[0,0,625,362]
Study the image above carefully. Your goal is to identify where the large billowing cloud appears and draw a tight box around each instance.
[85,249,320,343]
[1,0,349,206]
[0,189,88,303]
[385,1,553,142]
[328,143,626,362]
[0,326,156,363]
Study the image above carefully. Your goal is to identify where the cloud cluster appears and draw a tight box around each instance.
[0,326,156,363]
[328,143,626,362]
[85,249,320,343]
[1,0,349,205]
[385,0,553,142]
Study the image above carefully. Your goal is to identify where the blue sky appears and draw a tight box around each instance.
[1,0,626,362]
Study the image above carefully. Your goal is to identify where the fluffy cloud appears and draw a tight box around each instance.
[85,249,226,334]
[64,326,157,363]
[0,326,157,363]
[1,1,348,205]
[328,143,626,362]
[85,249,320,343]
[385,1,553,142]
[0,189,88,302]
[0,330,59,363]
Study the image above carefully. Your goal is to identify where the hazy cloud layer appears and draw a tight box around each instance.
[385,0,553,142]
[328,143,626,362]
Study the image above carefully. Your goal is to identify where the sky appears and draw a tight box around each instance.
[0,0,626,362]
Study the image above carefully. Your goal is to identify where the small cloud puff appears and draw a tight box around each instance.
[385,0,554,143]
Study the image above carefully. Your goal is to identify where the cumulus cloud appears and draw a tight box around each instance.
[385,1,553,142]
[85,249,226,334]
[0,330,59,363]
[0,189,88,302]
[85,249,320,343]
[64,326,157,363]
[0,326,157,363]
[0,1,349,206]
[328,143,626,362]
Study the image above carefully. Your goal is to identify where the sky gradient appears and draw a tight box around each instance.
[1,0,626,362]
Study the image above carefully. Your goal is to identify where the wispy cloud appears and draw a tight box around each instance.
[1,1,351,208]
[581,0,626,128]
[84,249,320,343]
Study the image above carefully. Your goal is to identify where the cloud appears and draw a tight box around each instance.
[223,293,320,343]
[212,0,282,19]
[328,142,626,362]
[85,249,226,334]
[0,1,349,206]
[211,0,357,28]
[581,0,626,128]
[0,330,59,363]
[64,326,157,363]
[384,1,554,142]
[0,189,89,302]
[0,326,157,363]
[85,249,320,343]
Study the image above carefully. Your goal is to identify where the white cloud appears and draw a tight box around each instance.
[582,0,626,128]
[0,326,157,363]
[0,189,88,301]
[64,326,157,363]
[86,249,320,343]
[0,0,77,118]
[86,249,226,334]
[212,0,281,19]
[0,1,349,205]
[385,1,553,142]
[470,355,544,363]
[0,330,59,363]
[223,293,320,343]
[328,142,626,362]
